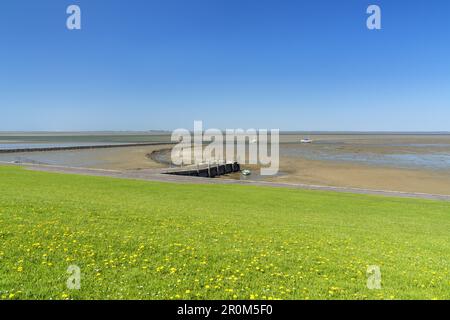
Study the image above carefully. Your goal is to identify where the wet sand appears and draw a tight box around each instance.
[231,134,450,195]
[262,134,450,195]
[80,145,172,170]
[0,145,172,170]
[2,133,450,196]
[269,157,450,195]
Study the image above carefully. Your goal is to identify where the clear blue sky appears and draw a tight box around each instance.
[1,0,449,131]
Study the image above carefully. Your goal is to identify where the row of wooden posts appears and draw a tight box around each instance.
[165,161,241,178]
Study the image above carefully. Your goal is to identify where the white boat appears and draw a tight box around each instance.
[300,138,313,143]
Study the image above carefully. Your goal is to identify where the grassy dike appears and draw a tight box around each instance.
[0,165,449,300]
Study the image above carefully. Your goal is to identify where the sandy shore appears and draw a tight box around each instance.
[0,145,172,171]
[92,139,450,195]
[267,157,450,195]
[2,133,450,196]
[79,145,174,170]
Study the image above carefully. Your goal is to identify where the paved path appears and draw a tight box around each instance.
[5,162,450,202]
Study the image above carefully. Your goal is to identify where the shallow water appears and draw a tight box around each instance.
[0,150,113,167]
[282,142,450,170]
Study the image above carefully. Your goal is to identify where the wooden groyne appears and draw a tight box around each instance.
[0,142,174,154]
[163,161,241,178]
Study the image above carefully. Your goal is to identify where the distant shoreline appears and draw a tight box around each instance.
[1,131,449,136]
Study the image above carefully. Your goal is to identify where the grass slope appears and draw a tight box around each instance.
[0,165,449,300]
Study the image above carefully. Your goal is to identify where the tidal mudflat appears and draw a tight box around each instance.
[0,145,171,170]
[269,134,450,195]
[0,133,171,170]
[1,133,450,195]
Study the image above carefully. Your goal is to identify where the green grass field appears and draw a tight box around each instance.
[0,165,449,300]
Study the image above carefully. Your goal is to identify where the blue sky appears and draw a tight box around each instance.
[1,0,449,131]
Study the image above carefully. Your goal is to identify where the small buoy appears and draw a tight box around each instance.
[241,169,251,176]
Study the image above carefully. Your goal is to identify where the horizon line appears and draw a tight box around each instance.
[1,130,450,135]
